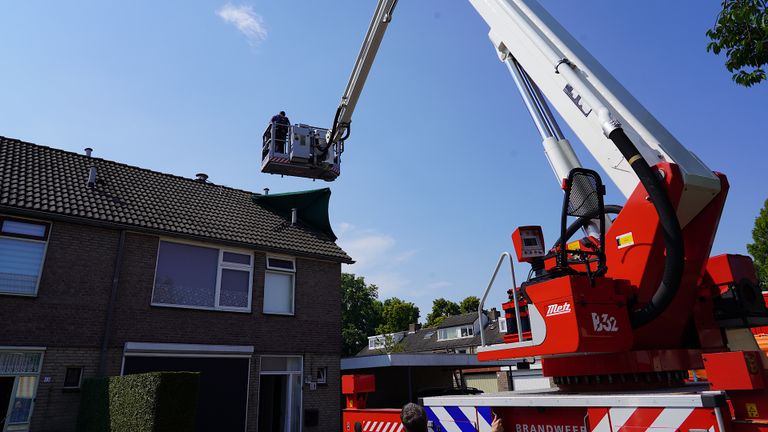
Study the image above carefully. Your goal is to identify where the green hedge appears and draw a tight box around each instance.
[77,372,199,432]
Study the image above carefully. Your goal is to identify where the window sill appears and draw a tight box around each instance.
[150,303,252,314]
[263,311,295,316]
[0,291,38,297]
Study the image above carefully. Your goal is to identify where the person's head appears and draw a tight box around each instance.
[400,403,427,432]
[279,111,286,116]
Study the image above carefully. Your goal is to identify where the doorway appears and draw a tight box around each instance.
[258,375,288,432]
[0,377,13,427]
[258,356,302,432]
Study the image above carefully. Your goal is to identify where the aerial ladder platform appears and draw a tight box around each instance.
[260,0,768,431]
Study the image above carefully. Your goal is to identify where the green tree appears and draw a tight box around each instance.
[341,273,383,356]
[747,198,768,286]
[376,297,420,334]
[707,0,768,87]
[425,298,461,328]
[459,296,481,314]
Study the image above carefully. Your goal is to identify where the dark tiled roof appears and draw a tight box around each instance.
[0,136,352,262]
[355,319,506,357]
[436,312,479,328]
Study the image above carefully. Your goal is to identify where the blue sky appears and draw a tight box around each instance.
[2,1,767,322]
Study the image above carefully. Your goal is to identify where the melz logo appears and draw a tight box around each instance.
[546,302,572,317]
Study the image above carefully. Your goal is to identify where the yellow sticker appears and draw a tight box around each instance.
[616,232,635,249]
[746,403,760,418]
[566,240,581,251]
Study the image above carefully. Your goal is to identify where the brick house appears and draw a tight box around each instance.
[0,136,352,432]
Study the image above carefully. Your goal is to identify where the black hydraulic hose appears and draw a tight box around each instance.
[328,106,343,148]
[607,128,685,328]
[321,107,348,160]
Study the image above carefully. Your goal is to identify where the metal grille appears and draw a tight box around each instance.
[0,351,42,374]
[567,171,600,218]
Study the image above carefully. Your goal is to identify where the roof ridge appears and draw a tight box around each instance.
[0,135,260,196]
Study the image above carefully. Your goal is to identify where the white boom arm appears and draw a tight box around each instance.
[331,0,720,225]
[327,0,399,146]
[468,0,720,225]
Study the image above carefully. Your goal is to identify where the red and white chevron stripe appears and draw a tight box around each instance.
[590,407,719,432]
[361,420,404,432]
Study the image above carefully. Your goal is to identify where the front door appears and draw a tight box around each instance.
[0,377,14,429]
[258,356,302,432]
[258,375,288,432]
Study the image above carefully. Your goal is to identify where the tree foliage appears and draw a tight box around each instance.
[376,297,420,334]
[459,296,481,314]
[747,198,768,286]
[341,273,382,356]
[707,0,768,87]
[425,298,461,328]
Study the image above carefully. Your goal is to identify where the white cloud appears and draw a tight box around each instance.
[336,223,417,298]
[342,233,395,272]
[366,272,410,298]
[216,3,267,45]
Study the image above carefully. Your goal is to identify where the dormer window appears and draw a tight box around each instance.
[368,338,385,349]
[436,325,474,341]
[367,332,406,350]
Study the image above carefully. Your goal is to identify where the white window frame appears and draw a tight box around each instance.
[437,325,475,341]
[0,215,51,297]
[263,255,296,316]
[62,366,83,390]
[151,238,254,313]
[368,337,385,350]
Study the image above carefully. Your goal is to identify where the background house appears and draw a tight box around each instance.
[0,136,351,432]
[343,311,549,407]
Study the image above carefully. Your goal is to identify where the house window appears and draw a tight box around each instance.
[368,338,385,350]
[63,367,83,389]
[0,217,50,296]
[152,240,253,312]
[264,256,295,315]
[437,325,474,341]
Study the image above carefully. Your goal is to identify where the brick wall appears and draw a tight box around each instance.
[302,353,341,432]
[0,220,118,348]
[109,234,342,354]
[30,348,100,432]
[1,217,343,432]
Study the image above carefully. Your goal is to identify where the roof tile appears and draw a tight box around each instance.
[0,136,351,262]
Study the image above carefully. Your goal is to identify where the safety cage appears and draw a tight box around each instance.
[261,121,341,181]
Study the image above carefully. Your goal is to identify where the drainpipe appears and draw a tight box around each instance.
[98,230,126,376]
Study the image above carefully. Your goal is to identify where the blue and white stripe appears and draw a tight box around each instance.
[425,406,493,432]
